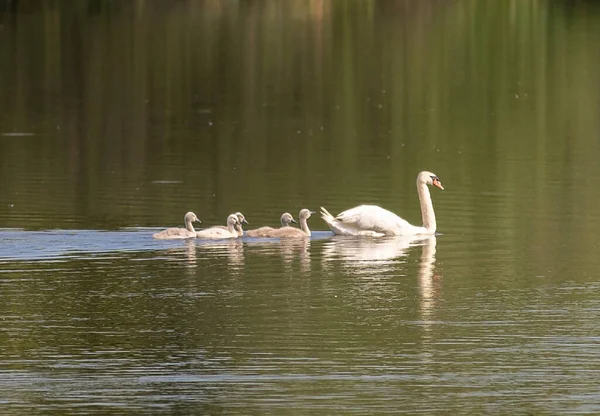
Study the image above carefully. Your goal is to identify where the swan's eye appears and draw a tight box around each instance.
[431,176,444,190]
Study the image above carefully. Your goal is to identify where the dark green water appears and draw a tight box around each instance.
[1,1,600,414]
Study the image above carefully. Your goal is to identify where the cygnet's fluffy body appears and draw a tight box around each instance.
[213,212,248,237]
[263,209,314,238]
[153,212,201,240]
[246,212,296,237]
[196,214,240,239]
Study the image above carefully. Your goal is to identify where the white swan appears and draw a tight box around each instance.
[320,171,444,236]
[264,209,314,238]
[213,212,248,237]
[245,212,297,237]
[153,212,201,239]
[196,214,240,239]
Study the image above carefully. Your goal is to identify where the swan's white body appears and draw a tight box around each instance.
[213,212,248,237]
[321,171,444,236]
[153,212,201,240]
[196,214,240,239]
[246,212,297,237]
[264,209,314,238]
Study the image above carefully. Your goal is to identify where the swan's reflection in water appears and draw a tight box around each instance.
[322,235,434,275]
[417,236,438,327]
[322,235,440,327]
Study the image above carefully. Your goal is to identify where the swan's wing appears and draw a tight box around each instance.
[321,206,362,235]
[338,205,411,231]
[335,205,397,226]
[324,205,418,236]
[334,206,366,224]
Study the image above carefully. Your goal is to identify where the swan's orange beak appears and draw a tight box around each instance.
[433,178,444,190]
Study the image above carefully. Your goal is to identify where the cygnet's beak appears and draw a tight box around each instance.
[242,218,249,225]
[310,211,316,215]
[291,219,298,224]
[195,218,202,223]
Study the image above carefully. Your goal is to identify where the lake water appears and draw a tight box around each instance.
[1,0,600,414]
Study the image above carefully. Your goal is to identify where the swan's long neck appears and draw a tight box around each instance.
[185,219,196,233]
[417,182,436,233]
[300,217,311,236]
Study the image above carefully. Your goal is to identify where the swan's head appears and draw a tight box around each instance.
[418,171,444,190]
[234,212,249,225]
[281,212,297,226]
[185,212,201,223]
[299,208,316,220]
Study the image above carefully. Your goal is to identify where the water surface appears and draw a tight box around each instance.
[1,0,600,414]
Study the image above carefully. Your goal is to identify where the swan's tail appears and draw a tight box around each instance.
[320,207,335,225]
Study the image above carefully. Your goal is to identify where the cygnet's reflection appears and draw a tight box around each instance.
[280,239,311,272]
[244,238,311,272]
[183,238,197,267]
[157,239,198,269]
[196,239,245,271]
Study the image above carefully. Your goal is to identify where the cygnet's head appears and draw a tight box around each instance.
[281,212,297,226]
[185,212,201,223]
[234,212,249,225]
[227,214,240,226]
[417,171,444,190]
[299,209,316,220]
